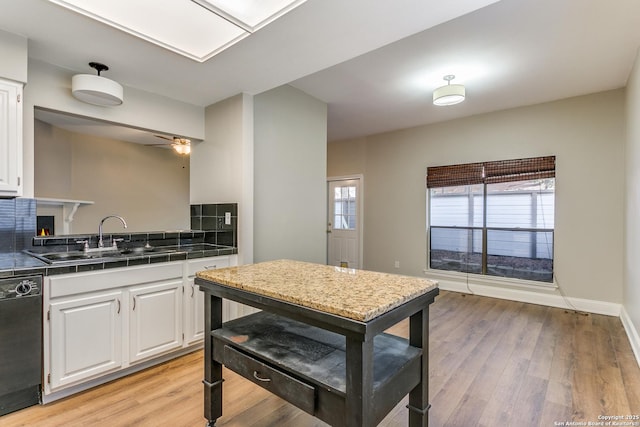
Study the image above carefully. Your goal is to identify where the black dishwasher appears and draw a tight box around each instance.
[0,275,42,416]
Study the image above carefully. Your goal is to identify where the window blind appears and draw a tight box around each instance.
[425,162,484,188]
[427,156,555,188]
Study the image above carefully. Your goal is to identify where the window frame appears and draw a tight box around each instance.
[426,156,556,284]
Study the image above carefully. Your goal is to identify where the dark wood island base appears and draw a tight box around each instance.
[196,260,439,427]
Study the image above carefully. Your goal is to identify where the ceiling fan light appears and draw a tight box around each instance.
[173,143,191,155]
[72,74,124,106]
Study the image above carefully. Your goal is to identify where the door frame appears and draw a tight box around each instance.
[327,174,364,268]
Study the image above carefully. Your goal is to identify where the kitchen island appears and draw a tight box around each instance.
[196,259,439,427]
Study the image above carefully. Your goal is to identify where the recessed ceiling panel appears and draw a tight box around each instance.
[48,0,249,61]
[192,0,308,32]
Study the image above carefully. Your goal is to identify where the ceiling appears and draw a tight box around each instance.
[2,0,640,142]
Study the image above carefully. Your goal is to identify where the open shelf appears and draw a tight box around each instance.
[36,198,94,234]
[211,311,422,425]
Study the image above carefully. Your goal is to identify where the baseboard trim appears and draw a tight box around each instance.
[436,279,621,317]
[620,306,640,368]
[434,277,640,366]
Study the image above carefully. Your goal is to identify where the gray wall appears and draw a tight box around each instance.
[22,59,205,198]
[254,85,327,263]
[625,49,640,344]
[328,89,625,304]
[35,119,190,234]
[191,93,254,265]
[0,29,27,83]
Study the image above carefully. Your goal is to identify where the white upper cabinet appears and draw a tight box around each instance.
[0,78,22,197]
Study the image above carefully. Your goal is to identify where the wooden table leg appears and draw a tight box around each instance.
[345,336,374,427]
[408,307,430,427]
[203,293,223,426]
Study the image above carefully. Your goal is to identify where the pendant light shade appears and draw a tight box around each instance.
[433,75,465,106]
[72,62,123,106]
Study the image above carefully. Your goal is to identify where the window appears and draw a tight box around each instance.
[334,185,357,230]
[427,156,555,283]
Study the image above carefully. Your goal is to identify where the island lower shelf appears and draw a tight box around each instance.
[212,311,422,426]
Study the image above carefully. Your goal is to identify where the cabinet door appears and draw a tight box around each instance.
[185,257,230,345]
[49,291,123,390]
[129,280,183,363]
[0,79,22,196]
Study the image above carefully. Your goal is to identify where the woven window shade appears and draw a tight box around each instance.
[427,156,555,188]
[484,156,555,184]
[426,162,484,188]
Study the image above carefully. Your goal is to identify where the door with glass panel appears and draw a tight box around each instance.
[328,178,361,269]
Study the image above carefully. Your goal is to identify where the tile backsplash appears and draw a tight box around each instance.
[1,200,238,254]
[0,198,36,253]
[190,203,237,247]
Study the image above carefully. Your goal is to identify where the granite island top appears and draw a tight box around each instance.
[196,259,438,322]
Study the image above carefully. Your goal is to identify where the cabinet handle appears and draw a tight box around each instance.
[253,371,271,383]
[132,296,136,311]
[191,285,195,298]
[117,299,121,314]
[204,265,216,270]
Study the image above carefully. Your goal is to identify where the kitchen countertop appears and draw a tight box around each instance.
[196,259,438,322]
[0,243,237,279]
[0,252,47,272]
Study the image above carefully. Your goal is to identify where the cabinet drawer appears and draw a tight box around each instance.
[223,345,316,414]
[187,257,229,276]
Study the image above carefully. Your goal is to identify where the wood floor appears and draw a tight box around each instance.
[3,290,640,426]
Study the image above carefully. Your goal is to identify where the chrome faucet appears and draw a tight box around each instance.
[98,215,127,248]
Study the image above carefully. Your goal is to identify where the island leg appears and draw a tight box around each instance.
[203,292,223,426]
[345,336,374,427]
[408,307,430,427]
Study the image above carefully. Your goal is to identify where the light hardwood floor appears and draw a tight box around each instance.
[3,291,640,426]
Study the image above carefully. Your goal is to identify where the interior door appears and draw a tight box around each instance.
[328,178,361,269]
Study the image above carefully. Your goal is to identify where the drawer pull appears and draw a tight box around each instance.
[253,371,271,383]
[222,344,316,415]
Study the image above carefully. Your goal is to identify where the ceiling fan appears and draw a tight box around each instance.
[151,135,192,155]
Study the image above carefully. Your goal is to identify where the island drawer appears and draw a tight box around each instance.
[222,344,316,414]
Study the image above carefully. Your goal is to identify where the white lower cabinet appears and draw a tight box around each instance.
[184,257,230,344]
[184,257,258,345]
[129,280,183,363]
[44,256,237,398]
[49,290,123,390]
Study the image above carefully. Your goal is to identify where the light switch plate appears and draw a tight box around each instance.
[225,212,231,225]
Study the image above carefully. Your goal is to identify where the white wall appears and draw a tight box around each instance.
[624,49,640,350]
[191,93,254,264]
[22,59,205,198]
[0,29,27,83]
[329,90,625,304]
[254,85,327,263]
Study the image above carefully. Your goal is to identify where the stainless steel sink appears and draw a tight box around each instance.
[40,252,104,261]
[118,246,162,255]
[25,249,121,264]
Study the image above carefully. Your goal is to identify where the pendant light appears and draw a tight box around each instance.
[433,75,465,106]
[72,62,124,107]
